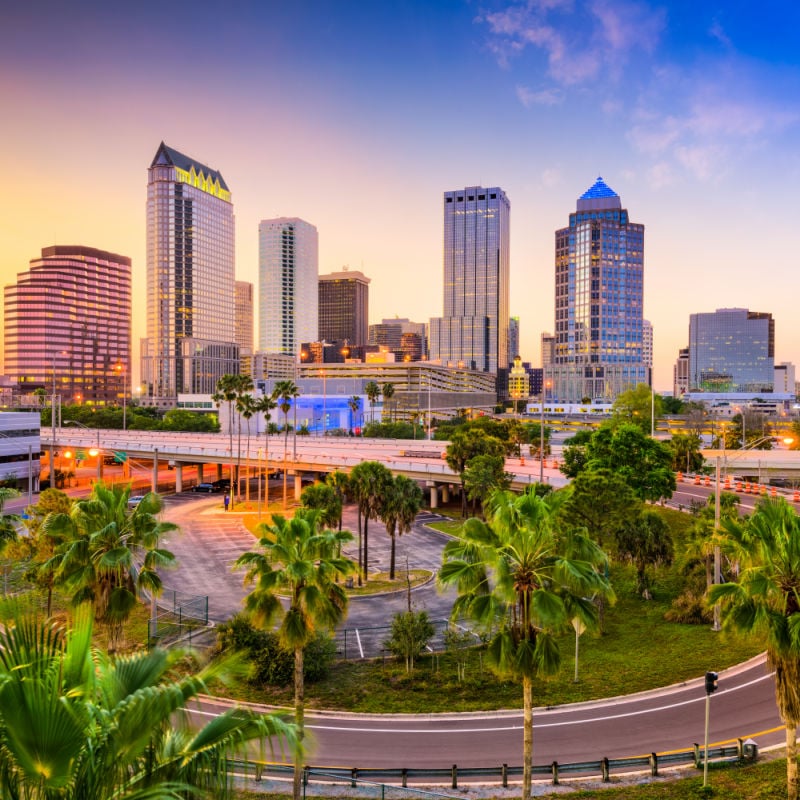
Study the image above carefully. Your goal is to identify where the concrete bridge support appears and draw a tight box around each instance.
[151,450,159,494]
[197,463,204,483]
[430,484,439,509]
[175,463,183,493]
[441,485,449,503]
[294,473,303,501]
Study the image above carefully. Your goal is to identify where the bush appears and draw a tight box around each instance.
[216,613,336,685]
[384,611,435,673]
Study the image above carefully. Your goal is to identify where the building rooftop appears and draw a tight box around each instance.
[579,176,619,200]
[150,142,229,191]
[576,176,623,212]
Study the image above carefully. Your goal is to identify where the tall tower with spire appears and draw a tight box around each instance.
[550,177,647,401]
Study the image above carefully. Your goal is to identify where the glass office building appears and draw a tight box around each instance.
[259,218,318,356]
[551,177,647,401]
[141,143,238,404]
[430,186,510,375]
[688,308,774,393]
[318,270,370,346]
[4,245,131,405]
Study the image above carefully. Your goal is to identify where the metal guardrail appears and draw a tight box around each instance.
[228,738,757,792]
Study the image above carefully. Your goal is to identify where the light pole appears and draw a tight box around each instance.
[114,362,128,430]
[321,368,327,438]
[63,420,102,484]
[539,376,550,486]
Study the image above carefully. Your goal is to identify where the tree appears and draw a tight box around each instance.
[383,610,435,672]
[445,428,506,517]
[462,454,511,517]
[254,392,278,504]
[349,460,393,584]
[559,468,641,549]
[0,606,296,799]
[611,383,661,432]
[237,390,257,501]
[364,381,380,423]
[709,498,800,800]
[585,422,676,502]
[347,395,362,433]
[273,380,300,508]
[439,489,613,800]
[43,484,177,649]
[300,482,342,531]
[212,373,239,487]
[524,421,552,459]
[669,432,704,473]
[381,474,423,580]
[381,382,395,422]
[235,508,355,800]
[325,470,350,531]
[559,430,593,478]
[615,509,674,599]
[0,487,20,556]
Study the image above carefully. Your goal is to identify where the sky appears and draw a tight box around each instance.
[2,0,800,392]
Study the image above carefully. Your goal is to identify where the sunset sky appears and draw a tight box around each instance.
[2,0,800,391]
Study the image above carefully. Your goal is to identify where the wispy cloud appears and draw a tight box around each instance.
[516,84,563,106]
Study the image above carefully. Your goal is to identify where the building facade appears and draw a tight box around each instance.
[508,316,520,364]
[235,281,254,355]
[688,308,775,393]
[4,245,131,405]
[674,347,689,397]
[430,186,510,374]
[551,177,647,402]
[259,217,318,356]
[318,269,369,345]
[141,143,238,405]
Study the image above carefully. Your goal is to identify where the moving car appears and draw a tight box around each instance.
[191,483,219,493]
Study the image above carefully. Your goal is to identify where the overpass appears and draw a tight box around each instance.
[42,428,567,504]
[701,448,800,482]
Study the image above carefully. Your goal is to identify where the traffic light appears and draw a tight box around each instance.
[705,671,719,695]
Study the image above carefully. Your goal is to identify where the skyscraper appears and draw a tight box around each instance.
[688,308,774,393]
[235,281,254,354]
[259,217,318,356]
[4,245,131,405]
[318,269,370,345]
[508,316,520,364]
[430,186,510,374]
[551,177,647,401]
[141,143,238,404]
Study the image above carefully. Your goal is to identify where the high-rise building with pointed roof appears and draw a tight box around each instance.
[141,143,238,404]
[430,186,509,375]
[551,177,647,401]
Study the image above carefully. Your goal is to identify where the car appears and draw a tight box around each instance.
[211,478,231,491]
[191,483,219,493]
[127,495,146,508]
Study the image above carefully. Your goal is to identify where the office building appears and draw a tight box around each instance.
[430,186,510,374]
[551,177,647,401]
[775,362,796,395]
[688,308,774,393]
[259,217,318,356]
[141,143,238,405]
[318,269,369,345]
[0,412,40,494]
[508,316,520,364]
[4,245,131,405]
[674,347,689,397]
[235,281,254,355]
[540,332,555,368]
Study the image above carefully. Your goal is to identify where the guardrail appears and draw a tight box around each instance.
[228,738,756,792]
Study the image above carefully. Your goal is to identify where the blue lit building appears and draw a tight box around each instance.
[688,308,775,393]
[550,177,648,402]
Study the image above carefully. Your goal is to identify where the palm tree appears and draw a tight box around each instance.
[381,382,395,422]
[237,391,257,502]
[364,381,380,424]
[439,489,613,800]
[0,606,296,799]
[445,428,506,517]
[709,497,800,800]
[300,482,342,531]
[43,483,177,650]
[347,395,361,434]
[0,487,20,556]
[213,373,239,488]
[348,461,393,585]
[381,474,423,580]
[235,508,355,800]
[231,375,255,501]
[325,470,350,531]
[273,380,300,509]
[254,392,277,508]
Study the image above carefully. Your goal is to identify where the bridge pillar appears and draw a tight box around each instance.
[441,485,449,503]
[175,463,183,493]
[294,473,303,501]
[216,463,223,480]
[430,484,439,508]
[151,449,159,494]
[197,463,204,483]
[96,458,103,483]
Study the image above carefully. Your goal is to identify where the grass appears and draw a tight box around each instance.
[345,570,431,596]
[230,757,795,799]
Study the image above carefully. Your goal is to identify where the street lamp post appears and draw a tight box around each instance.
[539,376,550,486]
[63,421,102,483]
[114,363,128,431]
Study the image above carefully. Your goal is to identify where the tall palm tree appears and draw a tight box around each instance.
[43,483,177,650]
[237,391,257,502]
[439,489,613,800]
[231,375,255,501]
[235,508,355,800]
[254,392,278,508]
[709,497,800,800]
[0,606,296,799]
[381,474,423,580]
[349,461,393,585]
[273,380,300,509]
[300,482,342,531]
[364,381,380,424]
[0,487,20,555]
[381,382,395,422]
[213,373,239,488]
[325,470,350,531]
[347,395,361,434]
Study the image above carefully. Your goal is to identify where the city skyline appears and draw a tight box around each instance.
[3,2,800,391]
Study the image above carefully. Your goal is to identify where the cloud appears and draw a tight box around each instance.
[541,167,561,187]
[708,19,732,48]
[516,84,563,106]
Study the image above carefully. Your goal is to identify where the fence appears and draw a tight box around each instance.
[227,739,757,794]
[335,619,478,660]
[147,588,209,645]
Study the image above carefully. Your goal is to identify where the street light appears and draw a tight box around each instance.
[114,362,128,430]
[539,376,551,486]
[63,420,102,483]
